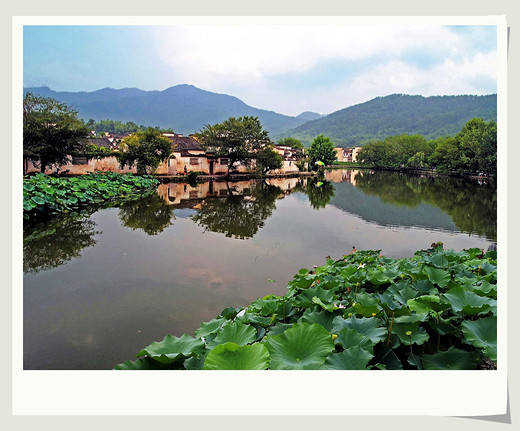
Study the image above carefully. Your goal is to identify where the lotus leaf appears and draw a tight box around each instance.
[471,281,497,299]
[392,321,429,345]
[412,279,437,295]
[236,312,273,327]
[207,321,257,349]
[312,296,337,312]
[266,322,293,336]
[407,295,451,314]
[393,285,420,305]
[266,323,334,370]
[203,342,270,370]
[322,347,374,370]
[461,316,497,361]
[300,309,338,332]
[421,346,478,370]
[218,307,243,320]
[442,286,496,316]
[373,343,403,370]
[422,266,451,288]
[194,317,229,338]
[184,354,207,370]
[334,327,374,353]
[294,286,335,307]
[335,316,387,343]
[137,334,206,364]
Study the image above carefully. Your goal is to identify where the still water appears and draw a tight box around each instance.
[23,169,496,369]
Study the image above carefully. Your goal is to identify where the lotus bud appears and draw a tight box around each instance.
[332,334,338,340]
[406,331,412,336]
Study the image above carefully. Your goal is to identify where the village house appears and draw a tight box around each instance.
[334,146,362,163]
[24,132,307,176]
[271,145,305,174]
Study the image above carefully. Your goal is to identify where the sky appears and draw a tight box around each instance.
[22,21,498,117]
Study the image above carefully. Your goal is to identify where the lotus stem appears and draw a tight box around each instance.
[386,313,395,346]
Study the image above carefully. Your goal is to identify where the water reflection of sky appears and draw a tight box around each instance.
[23,171,495,369]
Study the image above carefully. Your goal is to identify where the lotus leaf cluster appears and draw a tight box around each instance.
[23,172,159,220]
[115,246,497,370]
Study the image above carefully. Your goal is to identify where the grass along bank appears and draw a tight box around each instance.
[23,172,159,221]
[116,245,497,370]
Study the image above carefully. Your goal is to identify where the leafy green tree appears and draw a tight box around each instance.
[118,128,172,175]
[23,93,90,173]
[278,137,304,149]
[195,116,272,175]
[307,135,337,167]
[255,146,283,175]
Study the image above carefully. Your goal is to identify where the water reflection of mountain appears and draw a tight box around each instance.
[326,170,496,240]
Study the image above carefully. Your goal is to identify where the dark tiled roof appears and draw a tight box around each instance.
[164,135,202,151]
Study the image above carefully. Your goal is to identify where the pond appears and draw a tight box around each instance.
[23,169,496,369]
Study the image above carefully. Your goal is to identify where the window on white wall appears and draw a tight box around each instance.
[190,158,199,165]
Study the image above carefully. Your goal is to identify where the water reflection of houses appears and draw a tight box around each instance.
[156,177,307,207]
[325,169,361,185]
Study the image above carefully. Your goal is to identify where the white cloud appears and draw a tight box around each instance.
[145,24,497,115]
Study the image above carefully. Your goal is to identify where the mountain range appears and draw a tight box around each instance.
[24,85,496,147]
[23,85,322,137]
[277,94,497,146]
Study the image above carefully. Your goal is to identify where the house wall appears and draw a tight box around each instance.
[25,156,172,175]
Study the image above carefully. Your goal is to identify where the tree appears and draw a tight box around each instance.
[307,135,337,168]
[278,137,304,149]
[255,146,283,175]
[118,128,172,175]
[195,116,272,175]
[23,93,90,173]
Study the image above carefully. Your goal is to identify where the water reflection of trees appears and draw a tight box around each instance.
[23,212,100,273]
[118,192,174,236]
[296,177,336,210]
[191,182,283,239]
[354,171,497,240]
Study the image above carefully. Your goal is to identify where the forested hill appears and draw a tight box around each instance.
[275,94,497,147]
[23,85,320,136]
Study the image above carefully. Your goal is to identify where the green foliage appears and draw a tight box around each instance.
[118,128,172,175]
[307,135,337,167]
[23,172,159,221]
[23,93,90,173]
[357,118,497,175]
[255,146,283,174]
[195,116,272,175]
[117,245,497,370]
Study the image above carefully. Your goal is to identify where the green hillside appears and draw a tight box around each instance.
[275,94,497,147]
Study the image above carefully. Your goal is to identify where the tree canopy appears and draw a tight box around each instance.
[23,93,90,173]
[118,128,172,175]
[307,135,337,167]
[356,118,497,175]
[195,116,272,175]
[255,146,284,175]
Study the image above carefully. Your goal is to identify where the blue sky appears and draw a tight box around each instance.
[23,22,498,116]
